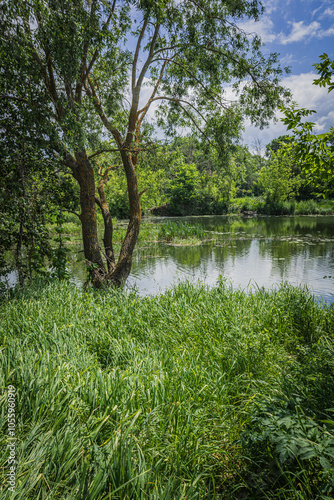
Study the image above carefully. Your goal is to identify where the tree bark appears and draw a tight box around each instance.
[107,151,141,286]
[74,152,106,287]
[97,178,116,274]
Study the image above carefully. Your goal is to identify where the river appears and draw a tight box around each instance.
[66,214,334,304]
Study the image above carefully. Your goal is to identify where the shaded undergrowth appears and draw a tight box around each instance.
[0,280,333,499]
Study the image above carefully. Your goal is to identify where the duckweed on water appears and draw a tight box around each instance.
[0,280,334,499]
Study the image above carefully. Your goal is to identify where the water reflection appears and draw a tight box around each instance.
[66,215,334,303]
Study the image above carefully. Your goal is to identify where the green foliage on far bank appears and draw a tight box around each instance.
[1,280,334,499]
[230,197,334,216]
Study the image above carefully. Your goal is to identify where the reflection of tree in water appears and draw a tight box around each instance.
[66,216,334,299]
[175,215,334,239]
[257,237,334,282]
[132,239,254,277]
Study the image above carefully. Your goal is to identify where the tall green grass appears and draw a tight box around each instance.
[158,221,206,243]
[0,280,333,498]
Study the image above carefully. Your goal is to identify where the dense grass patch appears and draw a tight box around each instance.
[158,221,206,244]
[1,280,333,498]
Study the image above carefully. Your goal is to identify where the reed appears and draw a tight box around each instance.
[0,280,333,498]
[158,221,206,243]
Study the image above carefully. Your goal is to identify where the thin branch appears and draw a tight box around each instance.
[147,96,214,146]
[125,23,161,148]
[85,76,123,147]
[95,196,102,210]
[152,44,181,57]
[149,56,228,109]
[144,96,209,126]
[137,60,167,126]
[0,94,58,119]
[82,1,116,86]
[139,187,150,197]
[132,18,149,91]
[97,164,122,177]
[45,50,60,105]
[206,46,266,92]
[136,23,161,91]
[186,0,244,32]
[88,148,121,160]
[63,209,81,220]
[75,0,97,102]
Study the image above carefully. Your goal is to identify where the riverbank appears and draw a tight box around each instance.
[1,280,333,498]
[51,198,334,249]
[229,197,334,216]
[147,198,334,217]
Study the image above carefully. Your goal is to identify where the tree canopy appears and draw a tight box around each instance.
[1,0,289,287]
[280,53,334,197]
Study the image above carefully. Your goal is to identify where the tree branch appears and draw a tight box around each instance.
[150,56,229,108]
[139,187,150,197]
[82,1,116,88]
[63,209,82,220]
[75,0,97,103]
[137,60,167,125]
[136,23,161,91]
[148,96,214,146]
[95,196,102,210]
[132,18,149,91]
[84,76,123,147]
[125,23,161,149]
[88,148,121,160]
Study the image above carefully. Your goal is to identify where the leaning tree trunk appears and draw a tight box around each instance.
[74,152,106,287]
[106,151,141,287]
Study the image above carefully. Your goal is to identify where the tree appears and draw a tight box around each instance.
[258,143,300,203]
[234,145,263,196]
[265,135,292,158]
[280,54,334,197]
[1,0,289,287]
[0,84,77,286]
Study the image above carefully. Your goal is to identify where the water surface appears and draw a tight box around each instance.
[68,215,334,303]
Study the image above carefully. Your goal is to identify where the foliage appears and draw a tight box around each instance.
[258,144,301,203]
[1,280,333,498]
[233,145,264,197]
[265,135,293,158]
[167,159,201,214]
[240,337,334,498]
[280,54,334,197]
[229,196,334,216]
[50,211,70,281]
[0,138,70,285]
[1,0,289,286]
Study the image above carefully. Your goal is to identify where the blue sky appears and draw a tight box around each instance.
[240,0,334,150]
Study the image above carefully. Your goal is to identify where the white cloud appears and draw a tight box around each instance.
[262,0,280,15]
[318,25,334,37]
[242,71,334,146]
[279,21,321,44]
[238,16,277,43]
[278,19,334,44]
[319,7,334,19]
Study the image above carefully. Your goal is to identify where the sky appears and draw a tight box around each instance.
[136,0,334,151]
[239,0,334,151]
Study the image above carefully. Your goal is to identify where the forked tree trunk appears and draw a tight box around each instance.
[71,150,141,288]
